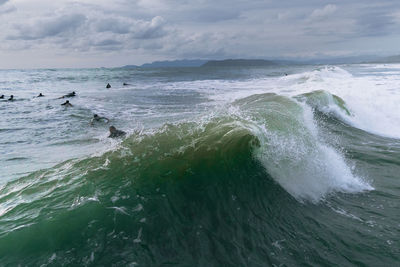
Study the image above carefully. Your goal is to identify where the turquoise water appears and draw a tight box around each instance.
[0,64,399,265]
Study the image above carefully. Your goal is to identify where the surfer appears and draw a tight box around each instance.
[59,91,76,98]
[61,100,73,107]
[0,95,4,99]
[8,95,14,101]
[108,126,126,138]
[37,93,44,97]
[123,82,130,86]
[90,114,110,125]
[106,83,111,88]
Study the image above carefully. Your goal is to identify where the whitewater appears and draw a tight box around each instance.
[0,64,399,266]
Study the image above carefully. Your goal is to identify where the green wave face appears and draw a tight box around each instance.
[0,93,371,266]
[295,90,352,116]
[0,116,264,265]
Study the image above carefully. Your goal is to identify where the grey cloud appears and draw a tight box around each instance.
[180,7,240,22]
[128,0,262,23]
[94,39,122,47]
[308,4,337,21]
[0,5,15,15]
[93,16,168,39]
[0,0,14,15]
[91,39,123,51]
[356,10,398,37]
[1,0,400,68]
[9,14,87,40]
[130,16,168,39]
[94,18,131,34]
[294,2,400,41]
[159,31,231,59]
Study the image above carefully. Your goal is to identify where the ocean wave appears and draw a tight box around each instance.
[0,92,373,221]
[2,95,371,207]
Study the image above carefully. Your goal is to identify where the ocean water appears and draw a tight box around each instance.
[0,64,399,266]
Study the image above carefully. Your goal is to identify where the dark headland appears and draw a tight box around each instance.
[122,59,207,68]
[121,55,400,69]
[122,59,291,68]
[202,59,277,67]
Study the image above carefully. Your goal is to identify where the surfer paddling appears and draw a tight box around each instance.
[90,114,110,125]
[108,126,126,138]
[61,100,73,107]
[58,91,76,99]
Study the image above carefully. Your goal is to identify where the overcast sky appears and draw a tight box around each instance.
[1,0,400,68]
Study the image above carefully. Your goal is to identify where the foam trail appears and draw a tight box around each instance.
[187,66,400,139]
[284,66,400,139]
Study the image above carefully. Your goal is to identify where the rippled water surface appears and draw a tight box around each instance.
[0,64,399,266]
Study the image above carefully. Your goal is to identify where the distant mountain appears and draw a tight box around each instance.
[121,59,296,69]
[202,59,278,67]
[141,59,207,68]
[121,55,400,69]
[121,65,138,69]
[121,60,207,69]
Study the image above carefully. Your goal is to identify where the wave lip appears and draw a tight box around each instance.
[235,93,373,202]
[295,90,352,117]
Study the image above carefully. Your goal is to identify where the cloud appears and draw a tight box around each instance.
[9,14,87,40]
[0,0,400,68]
[94,18,132,34]
[0,5,14,15]
[5,5,168,54]
[93,15,168,38]
[0,0,15,15]
[131,16,167,39]
[309,4,337,20]
[355,10,397,37]
[180,7,240,22]
[93,39,122,47]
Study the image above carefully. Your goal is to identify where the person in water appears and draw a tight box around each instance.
[37,93,44,97]
[108,126,126,138]
[61,100,73,107]
[8,95,14,101]
[106,83,111,88]
[90,114,110,125]
[0,95,4,99]
[59,91,76,98]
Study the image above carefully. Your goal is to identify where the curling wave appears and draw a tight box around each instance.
[0,92,373,265]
